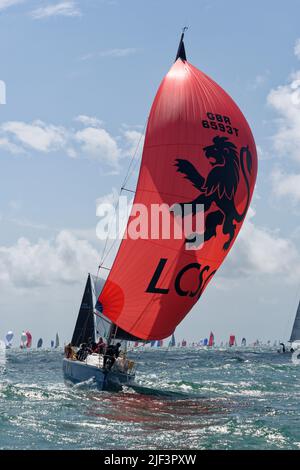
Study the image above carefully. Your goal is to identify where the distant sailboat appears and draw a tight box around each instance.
[37,338,43,349]
[55,333,60,349]
[20,332,27,349]
[289,300,300,350]
[150,340,156,347]
[19,331,32,349]
[169,333,176,347]
[208,332,214,347]
[181,339,187,347]
[157,340,163,347]
[241,337,246,347]
[5,331,14,349]
[229,335,236,347]
[26,331,32,348]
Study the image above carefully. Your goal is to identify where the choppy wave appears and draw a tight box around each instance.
[0,348,299,449]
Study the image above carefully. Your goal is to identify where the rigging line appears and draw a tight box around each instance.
[98,215,128,269]
[97,119,147,272]
[122,119,148,190]
[121,188,135,194]
[97,188,136,269]
[98,187,123,268]
[95,265,100,283]
[124,148,144,187]
[93,311,111,323]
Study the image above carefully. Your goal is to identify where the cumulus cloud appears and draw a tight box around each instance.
[222,208,300,284]
[0,137,24,154]
[0,231,98,288]
[122,129,144,158]
[0,0,23,11]
[31,1,81,19]
[1,120,67,152]
[267,57,300,203]
[0,206,299,292]
[0,190,134,290]
[0,116,143,172]
[256,144,271,161]
[75,115,103,128]
[267,71,300,162]
[75,127,120,171]
[271,168,300,204]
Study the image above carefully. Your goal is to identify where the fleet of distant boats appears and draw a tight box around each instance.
[3,330,297,351]
[131,334,296,350]
[2,285,300,354]
[3,331,60,350]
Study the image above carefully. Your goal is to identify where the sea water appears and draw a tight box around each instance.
[0,347,299,450]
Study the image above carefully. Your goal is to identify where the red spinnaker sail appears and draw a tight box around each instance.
[26,331,32,348]
[229,335,236,347]
[208,332,214,347]
[99,37,257,340]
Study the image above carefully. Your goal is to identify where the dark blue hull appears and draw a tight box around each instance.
[63,358,136,391]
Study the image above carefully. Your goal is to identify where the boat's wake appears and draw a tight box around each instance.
[124,382,205,399]
[64,377,98,391]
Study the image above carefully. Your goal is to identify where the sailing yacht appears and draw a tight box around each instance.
[63,274,137,391]
[63,30,257,391]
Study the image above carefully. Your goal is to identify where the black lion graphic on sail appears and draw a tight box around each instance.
[175,136,253,250]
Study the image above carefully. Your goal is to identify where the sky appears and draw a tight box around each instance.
[1,0,300,346]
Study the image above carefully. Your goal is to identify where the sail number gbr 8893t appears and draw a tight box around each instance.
[202,112,239,137]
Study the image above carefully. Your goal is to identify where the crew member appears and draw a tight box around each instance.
[94,337,106,355]
[103,342,121,370]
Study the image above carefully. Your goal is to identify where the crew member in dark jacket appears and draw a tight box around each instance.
[103,342,121,369]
